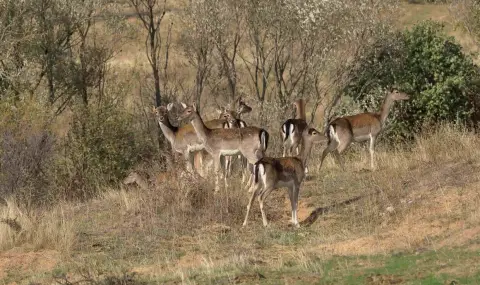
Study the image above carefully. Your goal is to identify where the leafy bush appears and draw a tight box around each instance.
[56,103,157,201]
[343,21,480,141]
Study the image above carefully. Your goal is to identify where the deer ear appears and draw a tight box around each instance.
[152,105,157,113]
[180,102,187,109]
[192,102,197,111]
[167,103,174,111]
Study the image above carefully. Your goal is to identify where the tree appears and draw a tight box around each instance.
[128,0,167,107]
[179,0,216,110]
[450,0,480,48]
[343,21,480,140]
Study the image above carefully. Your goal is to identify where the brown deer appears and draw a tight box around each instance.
[281,99,308,157]
[243,127,324,227]
[178,102,269,192]
[319,89,410,170]
[154,104,239,175]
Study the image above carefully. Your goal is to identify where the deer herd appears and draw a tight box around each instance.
[143,90,410,228]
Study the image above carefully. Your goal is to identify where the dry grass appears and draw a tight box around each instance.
[0,200,75,253]
[1,125,480,283]
[2,2,480,283]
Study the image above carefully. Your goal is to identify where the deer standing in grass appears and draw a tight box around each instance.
[319,89,410,170]
[281,99,308,157]
[178,103,269,192]
[154,103,244,176]
[281,99,310,174]
[243,127,324,227]
[222,114,243,178]
[195,99,253,177]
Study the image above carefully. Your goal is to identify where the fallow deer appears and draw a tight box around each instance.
[154,103,237,175]
[243,127,323,227]
[154,105,203,173]
[178,102,269,192]
[222,114,243,178]
[281,99,308,157]
[190,100,252,176]
[319,89,410,170]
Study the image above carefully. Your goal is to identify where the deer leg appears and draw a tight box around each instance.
[243,182,262,227]
[369,135,376,170]
[294,141,301,156]
[241,158,248,183]
[282,142,289,157]
[319,140,338,169]
[226,155,234,177]
[332,150,345,170]
[245,164,255,192]
[184,151,194,173]
[335,138,352,170]
[259,187,274,227]
[213,154,222,193]
[224,156,230,178]
[291,183,300,227]
[287,184,295,224]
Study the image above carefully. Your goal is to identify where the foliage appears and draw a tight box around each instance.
[450,0,480,48]
[0,99,56,207]
[0,0,399,207]
[343,21,480,141]
[57,102,156,200]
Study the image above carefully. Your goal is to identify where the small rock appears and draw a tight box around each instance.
[386,206,395,213]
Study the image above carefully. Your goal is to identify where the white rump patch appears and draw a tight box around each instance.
[261,131,267,150]
[329,125,340,143]
[289,124,295,135]
[258,163,267,186]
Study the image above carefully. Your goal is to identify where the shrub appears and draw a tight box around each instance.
[56,102,157,201]
[343,21,480,141]
[0,99,57,207]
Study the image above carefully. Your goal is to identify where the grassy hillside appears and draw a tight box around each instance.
[1,2,480,285]
[1,125,480,284]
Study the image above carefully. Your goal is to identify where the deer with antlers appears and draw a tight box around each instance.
[177,102,269,192]
[243,127,324,227]
[319,89,410,170]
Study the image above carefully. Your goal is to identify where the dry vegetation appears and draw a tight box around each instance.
[1,1,480,284]
[1,124,480,283]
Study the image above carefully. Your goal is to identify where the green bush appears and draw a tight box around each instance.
[343,21,480,141]
[56,103,157,200]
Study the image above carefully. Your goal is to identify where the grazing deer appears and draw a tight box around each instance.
[243,127,323,227]
[178,102,269,192]
[281,99,308,157]
[319,89,410,170]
